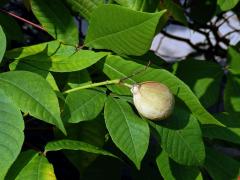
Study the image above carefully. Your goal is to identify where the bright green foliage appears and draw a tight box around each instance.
[64,89,106,123]
[11,152,56,180]
[152,107,205,166]
[228,47,240,75]
[104,96,150,169]
[45,139,117,158]
[85,5,166,55]
[0,71,66,134]
[0,90,24,179]
[31,0,78,45]
[63,0,105,20]
[0,26,6,63]
[204,147,240,180]
[10,49,108,72]
[114,0,158,12]
[217,0,239,11]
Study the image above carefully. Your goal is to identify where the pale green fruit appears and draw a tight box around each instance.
[131,81,174,120]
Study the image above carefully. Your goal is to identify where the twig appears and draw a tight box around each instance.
[0,8,46,32]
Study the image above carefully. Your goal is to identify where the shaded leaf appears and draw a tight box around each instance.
[156,151,202,180]
[67,70,92,89]
[63,89,106,123]
[104,96,149,169]
[175,59,223,108]
[0,90,24,179]
[0,71,66,134]
[224,74,240,113]
[14,152,56,180]
[0,26,6,63]
[163,0,187,25]
[45,139,117,158]
[204,147,240,180]
[85,4,166,55]
[152,107,205,166]
[228,46,240,75]
[31,0,78,45]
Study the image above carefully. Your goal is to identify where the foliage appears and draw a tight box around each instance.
[0,0,240,179]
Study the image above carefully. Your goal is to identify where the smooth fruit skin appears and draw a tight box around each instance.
[131,81,174,120]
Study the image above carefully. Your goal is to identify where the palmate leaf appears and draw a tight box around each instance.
[104,96,150,169]
[85,4,166,56]
[101,55,240,144]
[156,151,202,180]
[6,151,56,180]
[152,107,205,166]
[63,0,105,20]
[0,90,24,179]
[45,139,117,159]
[0,26,6,63]
[63,89,106,123]
[204,147,240,180]
[217,0,239,11]
[0,71,66,134]
[31,0,78,45]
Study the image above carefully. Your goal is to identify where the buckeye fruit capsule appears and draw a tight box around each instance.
[131,81,174,120]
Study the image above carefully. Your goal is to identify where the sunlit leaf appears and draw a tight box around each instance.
[0,90,24,179]
[85,4,166,55]
[0,71,66,134]
[104,96,149,169]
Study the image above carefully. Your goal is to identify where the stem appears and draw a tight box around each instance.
[0,9,46,32]
[63,79,132,94]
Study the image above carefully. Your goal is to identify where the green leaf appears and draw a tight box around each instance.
[201,113,240,144]
[54,118,107,173]
[12,49,108,72]
[6,150,36,180]
[204,147,240,180]
[217,0,239,11]
[224,74,240,113]
[31,0,78,45]
[115,0,158,12]
[228,46,240,75]
[67,70,92,89]
[12,152,56,180]
[152,107,205,166]
[0,71,66,134]
[163,0,187,25]
[175,59,223,108]
[102,55,223,127]
[63,89,106,123]
[6,40,75,60]
[45,139,117,158]
[104,96,150,169]
[0,26,6,63]
[156,151,202,180]
[0,90,24,179]
[63,0,105,20]
[9,62,59,91]
[85,4,166,56]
